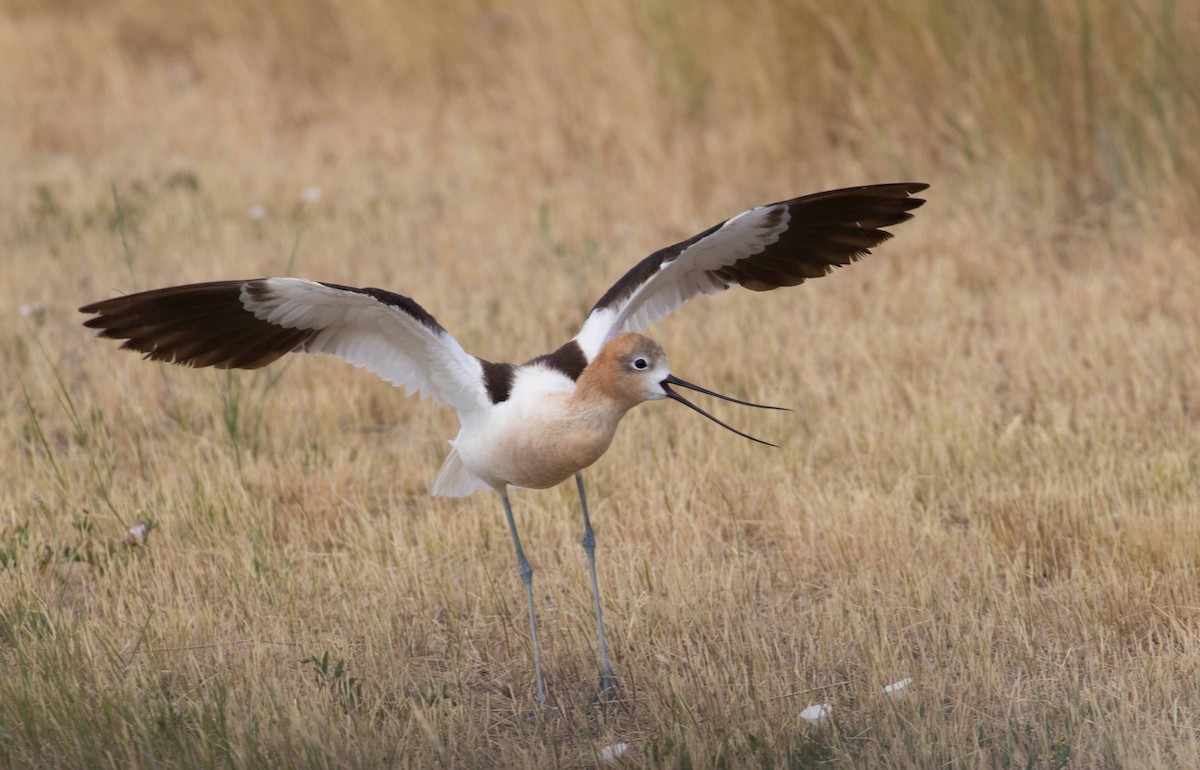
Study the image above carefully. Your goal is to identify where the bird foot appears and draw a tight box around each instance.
[520,691,562,721]
[596,669,623,704]
[522,702,563,722]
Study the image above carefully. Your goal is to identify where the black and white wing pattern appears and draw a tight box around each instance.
[574,183,928,360]
[80,278,492,413]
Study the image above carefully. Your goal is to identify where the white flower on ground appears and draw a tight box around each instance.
[800,703,832,724]
[599,742,629,763]
[300,186,322,204]
[123,518,150,546]
[883,677,913,696]
[20,301,44,318]
[248,204,267,220]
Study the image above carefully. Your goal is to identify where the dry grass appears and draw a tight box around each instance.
[3,0,1200,767]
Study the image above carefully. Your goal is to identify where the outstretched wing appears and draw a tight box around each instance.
[80,278,491,413]
[574,183,928,360]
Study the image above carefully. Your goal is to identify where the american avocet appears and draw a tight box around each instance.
[80,182,927,708]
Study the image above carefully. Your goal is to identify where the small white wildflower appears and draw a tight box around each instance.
[800,703,832,724]
[19,301,44,318]
[248,204,267,221]
[300,186,322,204]
[883,677,913,696]
[599,742,629,764]
[123,518,150,547]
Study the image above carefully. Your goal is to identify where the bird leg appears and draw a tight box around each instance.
[576,472,622,701]
[500,492,548,711]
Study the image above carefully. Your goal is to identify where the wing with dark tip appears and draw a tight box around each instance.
[574,183,928,360]
[80,277,491,413]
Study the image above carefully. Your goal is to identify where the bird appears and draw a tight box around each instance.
[79,182,928,710]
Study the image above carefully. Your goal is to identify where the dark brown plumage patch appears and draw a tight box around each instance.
[524,340,588,381]
[475,341,586,405]
[590,219,725,314]
[479,360,516,404]
[79,279,315,370]
[318,282,446,335]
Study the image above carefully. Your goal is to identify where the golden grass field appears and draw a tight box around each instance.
[3,0,1199,767]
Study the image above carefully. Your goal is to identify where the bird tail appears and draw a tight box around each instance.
[432,445,488,497]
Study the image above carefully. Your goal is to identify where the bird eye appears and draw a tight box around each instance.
[633,358,648,370]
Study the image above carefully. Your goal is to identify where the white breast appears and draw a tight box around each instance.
[453,365,619,490]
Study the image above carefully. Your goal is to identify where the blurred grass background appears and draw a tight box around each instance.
[2,0,1199,767]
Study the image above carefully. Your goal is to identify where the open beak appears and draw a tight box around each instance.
[660,374,788,448]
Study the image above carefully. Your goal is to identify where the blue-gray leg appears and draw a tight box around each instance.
[500,492,547,710]
[576,472,621,701]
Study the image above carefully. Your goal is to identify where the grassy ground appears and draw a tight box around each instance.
[3,0,1199,767]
